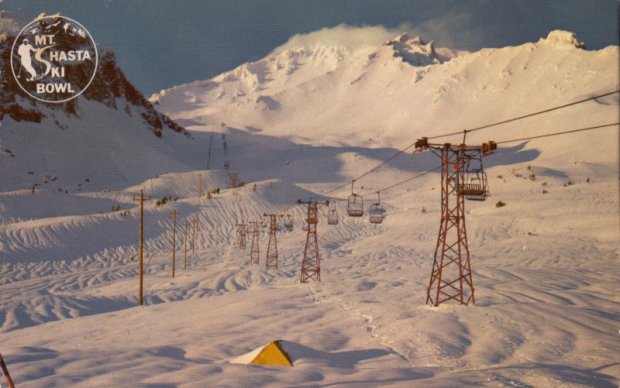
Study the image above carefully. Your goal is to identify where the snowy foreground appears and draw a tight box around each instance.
[0,148,618,386]
[0,30,619,386]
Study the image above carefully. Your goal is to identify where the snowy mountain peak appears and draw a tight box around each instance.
[385,32,425,45]
[539,30,585,49]
[383,32,452,66]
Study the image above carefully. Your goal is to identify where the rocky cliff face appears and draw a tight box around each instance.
[0,33,186,138]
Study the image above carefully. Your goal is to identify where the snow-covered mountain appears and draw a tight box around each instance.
[0,14,199,193]
[0,22,618,386]
[154,30,618,163]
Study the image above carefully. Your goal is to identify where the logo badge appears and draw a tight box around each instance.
[10,15,98,103]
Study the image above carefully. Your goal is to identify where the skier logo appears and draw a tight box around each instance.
[11,14,98,103]
[17,39,39,81]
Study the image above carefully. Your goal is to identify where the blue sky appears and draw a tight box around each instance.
[2,0,618,95]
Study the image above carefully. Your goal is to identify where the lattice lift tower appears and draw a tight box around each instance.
[263,214,281,269]
[415,137,496,306]
[248,221,260,264]
[236,223,247,249]
[298,200,329,283]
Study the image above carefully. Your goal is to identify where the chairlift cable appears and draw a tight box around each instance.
[267,89,618,215]
[318,89,619,197]
[428,89,619,140]
[494,122,618,144]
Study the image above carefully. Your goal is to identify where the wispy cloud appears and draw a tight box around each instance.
[411,11,485,50]
[272,24,405,54]
[270,15,486,55]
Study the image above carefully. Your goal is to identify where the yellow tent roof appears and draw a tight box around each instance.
[230,340,293,367]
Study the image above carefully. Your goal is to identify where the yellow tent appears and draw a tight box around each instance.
[230,340,293,367]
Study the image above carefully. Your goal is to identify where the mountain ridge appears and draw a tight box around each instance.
[153,29,618,155]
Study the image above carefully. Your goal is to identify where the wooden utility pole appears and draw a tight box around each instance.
[184,220,189,270]
[0,352,15,388]
[171,209,177,278]
[192,216,197,255]
[133,189,151,305]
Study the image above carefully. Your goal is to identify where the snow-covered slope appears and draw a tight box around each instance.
[154,30,618,156]
[0,18,197,193]
[0,25,618,386]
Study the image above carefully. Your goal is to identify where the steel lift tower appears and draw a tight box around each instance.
[415,137,496,306]
[263,214,281,269]
[298,200,329,283]
[236,223,247,249]
[248,221,260,264]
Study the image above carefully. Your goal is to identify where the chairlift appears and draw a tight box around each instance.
[347,180,364,217]
[458,154,489,201]
[283,214,294,232]
[327,202,339,225]
[369,192,385,224]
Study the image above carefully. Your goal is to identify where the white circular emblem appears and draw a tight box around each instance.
[11,15,98,103]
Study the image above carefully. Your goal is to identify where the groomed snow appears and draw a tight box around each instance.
[0,29,618,386]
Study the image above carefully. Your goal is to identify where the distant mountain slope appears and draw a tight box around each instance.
[0,14,199,193]
[154,30,618,163]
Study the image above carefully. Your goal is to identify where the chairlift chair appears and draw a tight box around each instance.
[283,214,294,232]
[347,181,364,217]
[327,202,339,225]
[458,154,489,201]
[368,192,385,224]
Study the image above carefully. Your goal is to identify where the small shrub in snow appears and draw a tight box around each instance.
[496,200,506,208]
[542,190,548,194]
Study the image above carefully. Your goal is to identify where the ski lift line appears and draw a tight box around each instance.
[269,90,618,216]
[321,88,619,198]
[319,147,425,198]
[361,166,441,197]
[394,123,616,202]
[494,122,619,145]
[428,89,620,141]
[316,89,618,198]
[351,147,423,183]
